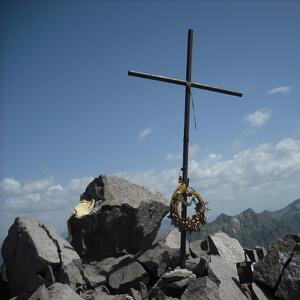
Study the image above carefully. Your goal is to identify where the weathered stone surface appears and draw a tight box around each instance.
[255,246,267,260]
[129,288,142,300]
[207,233,248,300]
[93,255,133,277]
[275,245,300,300]
[208,232,245,262]
[163,228,189,256]
[137,241,180,278]
[108,261,149,293]
[160,268,193,283]
[68,175,168,259]
[1,218,80,298]
[28,284,49,300]
[81,263,106,288]
[189,240,207,258]
[181,276,221,300]
[47,282,83,300]
[185,256,208,277]
[254,234,299,290]
[150,270,195,299]
[244,248,259,263]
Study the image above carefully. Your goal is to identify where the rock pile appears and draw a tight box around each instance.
[254,234,300,300]
[0,175,299,299]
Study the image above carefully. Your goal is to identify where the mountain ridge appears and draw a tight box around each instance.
[189,198,300,247]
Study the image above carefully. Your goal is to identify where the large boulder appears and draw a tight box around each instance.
[254,234,300,290]
[1,218,80,298]
[275,244,300,299]
[254,234,300,299]
[207,232,249,300]
[68,175,168,259]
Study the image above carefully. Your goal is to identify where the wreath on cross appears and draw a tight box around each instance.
[169,181,208,232]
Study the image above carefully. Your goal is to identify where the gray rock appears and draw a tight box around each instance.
[57,259,85,292]
[254,234,299,290]
[208,232,245,262]
[162,228,189,256]
[189,240,208,258]
[207,233,249,300]
[254,246,267,260]
[137,241,180,278]
[1,218,80,298]
[185,256,208,277]
[244,248,259,263]
[275,245,300,300]
[93,255,133,277]
[108,261,149,293]
[68,175,168,259]
[129,288,142,300]
[150,270,195,299]
[160,268,193,283]
[28,284,49,300]
[81,263,106,288]
[47,283,83,300]
[181,276,221,300]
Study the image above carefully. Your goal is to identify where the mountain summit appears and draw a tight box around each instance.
[190,199,300,248]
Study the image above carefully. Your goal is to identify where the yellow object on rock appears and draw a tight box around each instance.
[72,199,95,219]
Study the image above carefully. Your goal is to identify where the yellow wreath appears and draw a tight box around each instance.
[170,182,207,232]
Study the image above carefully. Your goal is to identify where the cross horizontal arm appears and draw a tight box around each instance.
[128,70,243,97]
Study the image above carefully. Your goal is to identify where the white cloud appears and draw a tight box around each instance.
[1,138,300,243]
[138,127,153,140]
[244,108,272,128]
[266,86,292,95]
[0,176,93,242]
[0,178,21,195]
[118,138,300,219]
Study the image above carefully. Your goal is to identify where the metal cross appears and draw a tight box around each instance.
[128,29,243,268]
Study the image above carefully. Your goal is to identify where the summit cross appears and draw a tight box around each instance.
[128,29,243,268]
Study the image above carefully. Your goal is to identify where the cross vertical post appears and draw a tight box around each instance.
[181,29,193,268]
[128,29,243,270]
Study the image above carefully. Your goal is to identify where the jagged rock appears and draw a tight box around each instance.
[81,263,106,288]
[254,246,267,260]
[207,233,248,300]
[129,288,142,300]
[150,269,195,298]
[68,175,168,259]
[185,256,208,277]
[93,255,133,277]
[189,240,208,258]
[244,248,259,263]
[137,241,180,278]
[108,261,149,293]
[28,284,49,300]
[254,234,300,290]
[162,228,189,256]
[57,259,86,292]
[1,218,80,298]
[181,276,221,300]
[47,282,83,299]
[275,243,300,300]
[208,232,245,262]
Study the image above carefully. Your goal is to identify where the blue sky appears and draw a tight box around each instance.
[1,0,300,241]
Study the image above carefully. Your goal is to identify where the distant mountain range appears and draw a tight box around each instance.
[189,198,300,248]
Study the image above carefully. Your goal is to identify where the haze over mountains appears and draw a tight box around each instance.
[189,198,300,248]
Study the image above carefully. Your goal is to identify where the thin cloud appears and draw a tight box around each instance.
[266,86,292,95]
[244,108,271,128]
[138,127,153,140]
